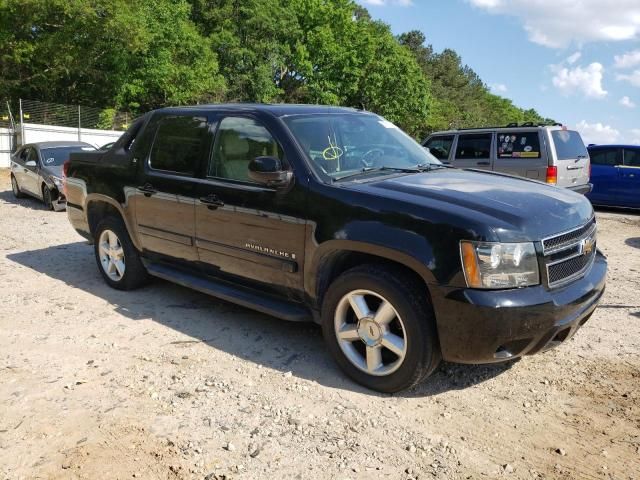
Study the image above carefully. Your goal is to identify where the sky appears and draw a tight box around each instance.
[357,0,640,145]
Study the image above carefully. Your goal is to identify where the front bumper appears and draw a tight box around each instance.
[431,250,607,364]
[567,183,593,195]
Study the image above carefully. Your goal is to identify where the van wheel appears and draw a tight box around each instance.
[321,264,440,393]
[11,175,24,198]
[42,184,54,210]
[94,216,148,290]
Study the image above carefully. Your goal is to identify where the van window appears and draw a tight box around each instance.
[624,148,640,167]
[149,116,210,175]
[497,132,541,159]
[589,148,618,166]
[551,130,588,160]
[424,135,454,161]
[455,134,492,159]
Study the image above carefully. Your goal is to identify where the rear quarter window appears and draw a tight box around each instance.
[497,132,541,159]
[551,130,588,160]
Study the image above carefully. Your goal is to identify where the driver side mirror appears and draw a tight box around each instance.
[248,156,292,188]
[25,160,37,167]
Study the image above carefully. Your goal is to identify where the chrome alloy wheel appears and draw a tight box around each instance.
[334,289,408,376]
[98,229,126,281]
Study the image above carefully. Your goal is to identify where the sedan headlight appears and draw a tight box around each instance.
[460,241,539,289]
[52,177,63,188]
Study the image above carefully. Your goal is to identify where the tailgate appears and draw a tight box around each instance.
[550,129,590,188]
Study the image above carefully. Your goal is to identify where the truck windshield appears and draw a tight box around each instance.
[551,130,588,160]
[41,146,95,166]
[283,113,441,181]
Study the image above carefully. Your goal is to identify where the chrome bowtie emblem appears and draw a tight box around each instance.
[580,237,595,256]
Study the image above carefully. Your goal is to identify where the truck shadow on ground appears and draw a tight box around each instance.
[7,242,516,397]
[0,190,49,211]
[625,237,640,249]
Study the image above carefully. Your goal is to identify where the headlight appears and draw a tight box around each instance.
[52,177,63,188]
[460,241,539,289]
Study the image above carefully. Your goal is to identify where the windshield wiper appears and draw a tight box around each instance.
[333,166,421,182]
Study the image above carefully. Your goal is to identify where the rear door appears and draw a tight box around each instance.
[548,129,590,189]
[619,147,640,208]
[494,130,545,180]
[423,135,455,163]
[134,114,213,263]
[452,133,493,170]
[587,147,622,206]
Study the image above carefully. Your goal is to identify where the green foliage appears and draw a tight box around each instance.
[0,1,549,136]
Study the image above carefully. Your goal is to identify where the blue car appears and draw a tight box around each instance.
[587,144,640,208]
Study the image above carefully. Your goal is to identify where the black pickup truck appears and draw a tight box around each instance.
[64,104,607,392]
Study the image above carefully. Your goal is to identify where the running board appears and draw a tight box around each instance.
[144,261,311,322]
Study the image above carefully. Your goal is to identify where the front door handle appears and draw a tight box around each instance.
[199,194,225,210]
[477,161,491,166]
[137,183,157,197]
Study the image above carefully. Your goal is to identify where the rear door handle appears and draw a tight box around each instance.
[199,194,224,210]
[477,161,491,166]
[137,183,157,197]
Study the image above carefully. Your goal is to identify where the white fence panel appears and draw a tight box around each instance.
[0,127,13,167]
[22,123,123,149]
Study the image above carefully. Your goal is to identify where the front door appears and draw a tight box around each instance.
[23,147,41,196]
[194,115,306,298]
[619,147,640,208]
[134,114,212,263]
[451,133,494,170]
[588,147,622,206]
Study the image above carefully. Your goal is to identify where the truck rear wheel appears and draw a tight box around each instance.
[321,264,440,393]
[94,216,148,290]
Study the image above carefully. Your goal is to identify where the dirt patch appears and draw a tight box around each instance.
[1,168,639,479]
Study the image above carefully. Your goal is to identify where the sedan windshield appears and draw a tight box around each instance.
[40,145,95,166]
[283,113,441,181]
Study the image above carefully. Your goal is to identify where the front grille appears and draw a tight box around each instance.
[542,217,596,254]
[547,248,596,285]
[542,218,597,288]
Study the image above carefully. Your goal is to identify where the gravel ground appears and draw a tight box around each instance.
[0,169,639,480]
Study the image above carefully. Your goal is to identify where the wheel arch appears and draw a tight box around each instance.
[85,195,142,251]
[309,240,437,309]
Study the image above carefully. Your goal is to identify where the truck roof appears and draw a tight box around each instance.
[156,103,363,117]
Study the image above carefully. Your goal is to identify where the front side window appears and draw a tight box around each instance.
[497,132,541,159]
[149,116,210,175]
[424,135,454,160]
[589,149,619,166]
[551,130,588,160]
[27,148,39,164]
[455,134,492,159]
[283,113,441,181]
[623,148,640,167]
[210,117,283,183]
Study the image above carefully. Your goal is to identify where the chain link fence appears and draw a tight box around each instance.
[19,99,134,131]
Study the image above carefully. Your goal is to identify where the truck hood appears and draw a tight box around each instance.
[348,169,594,242]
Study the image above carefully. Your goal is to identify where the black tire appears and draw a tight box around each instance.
[11,175,24,198]
[42,184,54,210]
[93,216,149,290]
[321,264,441,393]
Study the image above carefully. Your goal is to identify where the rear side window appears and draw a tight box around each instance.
[424,135,454,160]
[589,149,619,166]
[455,134,492,159]
[551,130,588,160]
[149,116,210,175]
[497,132,541,159]
[623,148,640,167]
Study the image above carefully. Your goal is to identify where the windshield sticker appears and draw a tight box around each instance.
[524,145,533,152]
[322,135,344,161]
[378,119,399,129]
[45,157,55,164]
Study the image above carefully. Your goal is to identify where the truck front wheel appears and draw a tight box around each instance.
[94,216,148,290]
[321,264,440,392]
